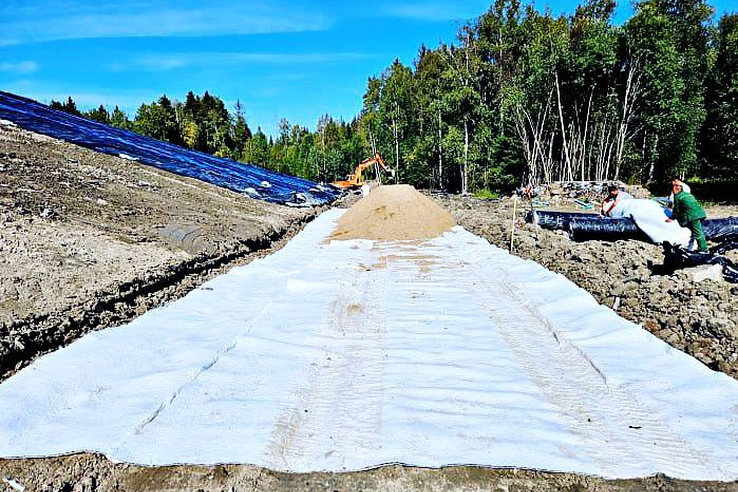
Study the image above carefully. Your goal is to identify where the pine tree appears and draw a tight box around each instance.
[110,106,131,130]
[86,105,111,124]
[702,13,738,178]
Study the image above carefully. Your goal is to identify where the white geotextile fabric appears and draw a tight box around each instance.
[1,208,738,479]
[610,198,691,246]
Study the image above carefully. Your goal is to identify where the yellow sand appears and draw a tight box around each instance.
[331,185,456,241]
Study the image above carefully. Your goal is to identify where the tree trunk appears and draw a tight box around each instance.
[554,72,573,180]
[320,129,326,181]
[463,118,469,194]
[615,61,639,182]
[647,133,658,184]
[392,117,399,184]
[581,89,593,181]
[369,128,377,156]
[437,107,443,191]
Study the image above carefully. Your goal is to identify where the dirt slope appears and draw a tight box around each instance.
[0,124,320,380]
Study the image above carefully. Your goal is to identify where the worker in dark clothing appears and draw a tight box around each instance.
[666,182,708,251]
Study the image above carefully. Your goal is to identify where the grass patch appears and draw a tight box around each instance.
[474,189,500,200]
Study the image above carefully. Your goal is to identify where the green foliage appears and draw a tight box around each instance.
[110,106,131,130]
[85,105,110,125]
[49,97,82,117]
[48,0,736,190]
[474,188,500,199]
[625,0,712,182]
[702,13,738,179]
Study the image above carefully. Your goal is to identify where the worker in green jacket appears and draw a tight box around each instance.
[666,181,708,251]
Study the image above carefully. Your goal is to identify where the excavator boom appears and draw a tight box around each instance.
[331,153,394,189]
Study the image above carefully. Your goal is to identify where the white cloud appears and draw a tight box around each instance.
[0,61,39,74]
[108,52,374,72]
[0,0,332,45]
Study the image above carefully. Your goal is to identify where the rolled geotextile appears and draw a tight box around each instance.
[527,210,601,230]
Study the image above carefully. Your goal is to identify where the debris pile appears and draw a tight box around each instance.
[523,180,650,208]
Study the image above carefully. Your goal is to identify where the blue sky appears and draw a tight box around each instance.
[0,0,734,136]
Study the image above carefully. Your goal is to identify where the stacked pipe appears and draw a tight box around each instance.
[527,209,738,283]
[528,210,738,243]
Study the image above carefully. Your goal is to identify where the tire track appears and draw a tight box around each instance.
[453,253,729,479]
[264,260,388,471]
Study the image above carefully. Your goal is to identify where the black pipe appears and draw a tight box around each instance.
[568,217,645,242]
[530,210,738,243]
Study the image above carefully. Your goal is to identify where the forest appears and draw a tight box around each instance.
[51,0,737,194]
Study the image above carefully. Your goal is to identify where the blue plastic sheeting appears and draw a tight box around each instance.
[0,91,341,206]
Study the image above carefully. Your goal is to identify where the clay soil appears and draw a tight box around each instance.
[433,193,738,377]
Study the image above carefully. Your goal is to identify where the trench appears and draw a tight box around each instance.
[0,207,325,382]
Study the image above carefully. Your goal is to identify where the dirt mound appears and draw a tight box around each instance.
[2,453,734,492]
[331,185,455,240]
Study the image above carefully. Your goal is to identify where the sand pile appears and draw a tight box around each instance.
[331,185,456,240]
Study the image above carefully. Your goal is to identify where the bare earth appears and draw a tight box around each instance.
[0,124,318,381]
[1,127,737,490]
[2,453,737,492]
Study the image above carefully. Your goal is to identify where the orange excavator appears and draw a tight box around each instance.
[332,153,395,189]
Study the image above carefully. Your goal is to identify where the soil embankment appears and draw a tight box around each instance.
[434,193,738,377]
[331,184,455,240]
[0,124,322,381]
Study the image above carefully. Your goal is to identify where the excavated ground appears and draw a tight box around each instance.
[0,124,322,382]
[433,193,738,378]
[2,128,736,491]
[2,453,737,492]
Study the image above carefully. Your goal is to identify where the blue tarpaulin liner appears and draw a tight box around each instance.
[0,91,341,206]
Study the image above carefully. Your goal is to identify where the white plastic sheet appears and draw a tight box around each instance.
[610,198,692,246]
[1,209,737,479]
